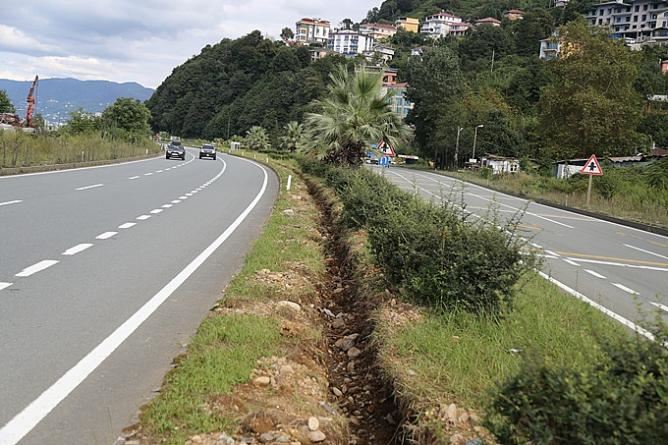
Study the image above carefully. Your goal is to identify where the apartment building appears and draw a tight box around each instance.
[421,11,470,38]
[295,18,331,45]
[395,17,420,33]
[359,22,397,40]
[328,29,375,56]
[586,0,668,46]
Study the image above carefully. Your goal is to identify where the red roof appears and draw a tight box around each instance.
[476,17,501,24]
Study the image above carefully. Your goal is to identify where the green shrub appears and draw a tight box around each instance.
[487,330,668,445]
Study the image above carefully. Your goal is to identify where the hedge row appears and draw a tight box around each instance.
[300,159,532,315]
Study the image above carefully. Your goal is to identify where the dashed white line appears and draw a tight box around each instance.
[545,250,560,257]
[651,302,668,313]
[156,170,164,173]
[171,200,181,204]
[161,204,173,209]
[150,209,163,214]
[15,260,59,278]
[185,193,193,197]
[179,196,188,200]
[612,283,639,295]
[624,244,668,260]
[537,254,559,259]
[584,269,607,279]
[565,258,668,272]
[0,200,23,207]
[129,176,140,180]
[563,259,581,267]
[75,184,104,191]
[136,215,151,221]
[119,222,136,229]
[62,244,93,256]
[144,173,153,176]
[96,232,118,240]
[0,282,12,291]
[531,242,542,249]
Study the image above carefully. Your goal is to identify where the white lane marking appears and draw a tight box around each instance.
[584,269,607,279]
[179,196,188,200]
[0,155,162,179]
[119,222,136,229]
[545,250,560,257]
[538,271,655,342]
[537,254,559,259]
[150,209,163,214]
[161,204,173,209]
[0,200,23,207]
[563,259,580,267]
[468,192,575,229]
[624,244,668,260]
[531,242,542,249]
[15,260,59,278]
[136,215,151,221]
[62,244,93,256]
[156,170,164,173]
[0,157,262,445]
[171,200,181,204]
[0,282,12,291]
[75,184,104,191]
[185,193,193,197]
[565,258,668,272]
[144,173,153,176]
[651,302,668,313]
[612,283,639,295]
[129,176,140,180]
[96,232,118,240]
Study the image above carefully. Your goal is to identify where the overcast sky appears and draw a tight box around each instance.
[0,0,378,88]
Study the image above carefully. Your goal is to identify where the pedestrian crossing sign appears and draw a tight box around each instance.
[579,154,604,176]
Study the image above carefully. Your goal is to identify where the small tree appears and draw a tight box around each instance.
[280,121,304,152]
[280,27,294,42]
[245,126,271,151]
[102,98,151,134]
[64,109,101,134]
[0,90,15,114]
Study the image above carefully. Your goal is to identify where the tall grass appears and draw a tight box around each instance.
[0,131,159,169]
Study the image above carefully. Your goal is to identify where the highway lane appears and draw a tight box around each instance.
[0,149,278,444]
[373,166,668,330]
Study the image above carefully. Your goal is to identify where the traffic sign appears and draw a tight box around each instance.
[379,156,391,168]
[579,154,603,176]
[377,140,396,157]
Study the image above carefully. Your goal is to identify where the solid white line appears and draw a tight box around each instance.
[150,209,163,214]
[584,269,607,279]
[0,155,162,179]
[537,254,559,259]
[15,260,59,278]
[612,283,639,295]
[566,257,668,272]
[0,158,266,445]
[545,250,560,257]
[531,242,542,249]
[161,204,173,209]
[62,244,93,256]
[75,184,103,191]
[651,302,668,313]
[118,222,136,229]
[0,282,12,291]
[624,244,668,260]
[538,271,655,342]
[96,231,118,240]
[136,215,151,221]
[0,200,23,207]
[563,259,580,267]
[128,176,140,180]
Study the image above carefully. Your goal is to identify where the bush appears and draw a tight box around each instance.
[300,158,532,315]
[487,330,668,445]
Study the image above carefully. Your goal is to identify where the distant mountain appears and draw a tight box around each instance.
[0,78,154,124]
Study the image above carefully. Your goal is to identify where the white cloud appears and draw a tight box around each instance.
[0,0,379,87]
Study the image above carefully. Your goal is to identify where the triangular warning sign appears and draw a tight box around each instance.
[378,140,396,157]
[579,154,604,176]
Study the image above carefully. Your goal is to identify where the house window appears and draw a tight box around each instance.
[634,16,638,22]
[600,9,604,16]
[635,5,639,12]
[642,15,646,21]
[643,4,648,11]
[599,18,603,25]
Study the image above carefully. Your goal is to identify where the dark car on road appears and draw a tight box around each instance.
[199,144,216,160]
[166,141,185,160]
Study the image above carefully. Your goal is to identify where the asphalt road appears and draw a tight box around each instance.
[0,149,278,445]
[374,166,668,331]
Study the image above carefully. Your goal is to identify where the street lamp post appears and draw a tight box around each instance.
[454,126,463,168]
[472,124,484,162]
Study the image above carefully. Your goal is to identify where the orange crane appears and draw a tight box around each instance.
[25,75,39,128]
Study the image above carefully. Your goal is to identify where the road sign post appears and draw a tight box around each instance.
[578,154,604,207]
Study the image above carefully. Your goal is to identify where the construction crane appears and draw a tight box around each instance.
[25,75,39,128]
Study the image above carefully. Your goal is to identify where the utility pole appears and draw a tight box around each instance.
[490,49,495,73]
[454,126,463,168]
[472,124,484,162]
[227,114,231,139]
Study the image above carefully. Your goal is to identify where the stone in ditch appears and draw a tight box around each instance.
[308,416,320,431]
[446,403,458,423]
[277,301,301,312]
[283,209,295,216]
[253,376,271,386]
[331,318,345,329]
[335,338,355,351]
[331,387,343,397]
[218,433,236,445]
[308,431,326,443]
[276,434,291,443]
[260,432,275,443]
[347,347,362,359]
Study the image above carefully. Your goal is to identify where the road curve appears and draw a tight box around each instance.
[374,166,668,331]
[0,149,278,444]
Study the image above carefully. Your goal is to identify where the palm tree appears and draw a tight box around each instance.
[304,65,410,165]
[280,121,304,152]
[245,126,271,151]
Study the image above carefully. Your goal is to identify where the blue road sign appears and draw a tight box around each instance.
[379,156,391,168]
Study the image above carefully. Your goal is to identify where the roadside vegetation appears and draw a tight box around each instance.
[0,97,159,172]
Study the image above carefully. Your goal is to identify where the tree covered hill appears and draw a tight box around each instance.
[146,31,349,139]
